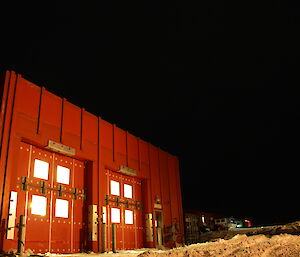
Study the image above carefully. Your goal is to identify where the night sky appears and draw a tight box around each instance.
[1,2,300,226]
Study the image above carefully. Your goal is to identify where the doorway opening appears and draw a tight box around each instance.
[155,211,163,247]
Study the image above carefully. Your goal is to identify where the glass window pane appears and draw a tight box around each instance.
[110,180,120,196]
[125,210,133,224]
[31,195,47,216]
[111,208,120,223]
[33,159,49,180]
[57,165,70,185]
[55,199,69,218]
[124,184,133,198]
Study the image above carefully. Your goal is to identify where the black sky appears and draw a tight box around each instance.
[1,1,300,226]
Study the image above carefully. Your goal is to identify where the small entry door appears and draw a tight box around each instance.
[155,211,163,246]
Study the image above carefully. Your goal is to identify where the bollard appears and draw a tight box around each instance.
[101,223,106,253]
[17,215,26,255]
[112,223,116,253]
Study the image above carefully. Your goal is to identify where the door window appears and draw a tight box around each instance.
[56,165,70,184]
[55,199,69,218]
[124,184,133,198]
[111,207,121,223]
[31,195,47,216]
[110,180,120,196]
[33,159,49,180]
[124,210,133,224]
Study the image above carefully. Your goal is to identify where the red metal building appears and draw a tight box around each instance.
[0,71,184,254]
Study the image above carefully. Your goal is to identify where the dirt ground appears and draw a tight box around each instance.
[49,233,300,257]
[24,221,300,257]
[138,234,300,257]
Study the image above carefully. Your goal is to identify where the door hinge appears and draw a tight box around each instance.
[21,177,28,191]
[40,181,46,194]
[57,185,63,197]
[73,188,77,200]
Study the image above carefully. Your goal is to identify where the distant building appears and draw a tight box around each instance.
[184,209,224,244]
[184,209,252,244]
[0,71,184,254]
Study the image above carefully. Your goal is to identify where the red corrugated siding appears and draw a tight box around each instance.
[82,111,98,156]
[139,139,150,179]
[15,77,40,120]
[159,150,172,229]
[127,133,139,171]
[14,77,41,135]
[113,126,127,166]
[149,145,161,204]
[62,101,81,148]
[82,111,98,144]
[100,119,114,166]
[39,90,62,142]
[139,139,152,214]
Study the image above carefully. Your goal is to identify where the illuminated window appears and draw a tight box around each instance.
[110,180,120,196]
[125,210,133,224]
[33,159,49,180]
[124,184,133,198]
[55,199,69,218]
[31,195,47,216]
[56,165,70,185]
[111,208,120,223]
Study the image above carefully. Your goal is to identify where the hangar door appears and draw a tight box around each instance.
[105,170,143,250]
[7,142,86,254]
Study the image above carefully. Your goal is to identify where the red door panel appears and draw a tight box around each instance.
[51,156,73,252]
[73,160,86,252]
[134,180,143,248]
[25,146,53,252]
[124,209,135,249]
